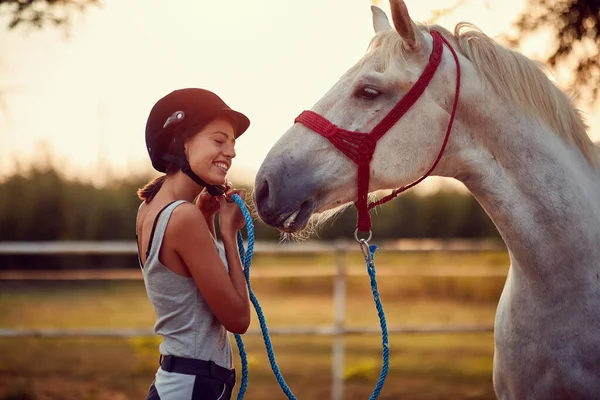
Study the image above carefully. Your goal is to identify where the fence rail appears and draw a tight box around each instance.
[0,325,494,338]
[0,238,506,255]
[0,239,504,400]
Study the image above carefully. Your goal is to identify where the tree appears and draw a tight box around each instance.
[512,0,600,102]
[0,1,101,119]
[0,0,99,30]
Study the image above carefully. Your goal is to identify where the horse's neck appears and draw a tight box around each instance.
[450,105,600,296]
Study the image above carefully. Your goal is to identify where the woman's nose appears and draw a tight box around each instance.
[224,144,236,159]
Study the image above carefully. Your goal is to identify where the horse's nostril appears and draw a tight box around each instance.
[255,179,270,204]
[299,200,311,213]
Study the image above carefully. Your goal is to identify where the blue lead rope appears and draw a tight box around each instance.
[229,194,389,399]
[230,194,296,400]
[363,243,390,400]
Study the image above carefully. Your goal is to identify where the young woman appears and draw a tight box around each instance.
[136,88,252,400]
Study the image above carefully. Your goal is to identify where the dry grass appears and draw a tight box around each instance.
[0,251,506,399]
[0,334,496,400]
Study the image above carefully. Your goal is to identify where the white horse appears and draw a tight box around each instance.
[253,0,600,398]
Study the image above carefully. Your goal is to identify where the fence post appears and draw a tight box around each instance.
[331,240,347,400]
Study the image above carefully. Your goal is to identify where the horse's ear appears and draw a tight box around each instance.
[371,5,392,33]
[389,0,425,51]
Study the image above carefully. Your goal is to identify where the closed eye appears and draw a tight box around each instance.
[213,131,234,146]
[355,86,381,100]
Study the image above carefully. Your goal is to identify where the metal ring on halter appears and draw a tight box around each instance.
[354,228,372,243]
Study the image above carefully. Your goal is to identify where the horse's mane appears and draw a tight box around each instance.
[367,23,597,165]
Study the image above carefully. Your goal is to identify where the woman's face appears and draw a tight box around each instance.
[185,116,236,186]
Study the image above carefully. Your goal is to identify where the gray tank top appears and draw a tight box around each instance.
[137,200,233,369]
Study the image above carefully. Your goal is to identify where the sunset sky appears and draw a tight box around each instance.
[1,0,598,186]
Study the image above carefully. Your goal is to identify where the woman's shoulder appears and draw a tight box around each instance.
[168,200,201,221]
[139,199,190,219]
[165,201,210,237]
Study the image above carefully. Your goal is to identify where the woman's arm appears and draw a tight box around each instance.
[195,190,220,239]
[221,233,250,323]
[203,213,217,238]
[168,204,251,334]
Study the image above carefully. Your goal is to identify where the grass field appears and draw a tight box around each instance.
[0,251,508,400]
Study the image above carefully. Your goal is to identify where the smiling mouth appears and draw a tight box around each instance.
[213,162,229,173]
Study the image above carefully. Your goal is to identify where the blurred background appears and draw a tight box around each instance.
[1,0,599,399]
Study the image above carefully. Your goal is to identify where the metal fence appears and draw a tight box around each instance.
[0,239,506,400]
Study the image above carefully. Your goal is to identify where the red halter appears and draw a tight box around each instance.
[294,30,461,235]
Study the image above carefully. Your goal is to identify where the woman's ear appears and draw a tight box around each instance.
[182,138,190,158]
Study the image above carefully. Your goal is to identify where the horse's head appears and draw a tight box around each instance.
[254,0,462,234]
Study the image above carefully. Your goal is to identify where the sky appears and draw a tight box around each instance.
[1,0,599,186]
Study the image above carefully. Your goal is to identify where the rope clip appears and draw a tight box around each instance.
[358,239,373,267]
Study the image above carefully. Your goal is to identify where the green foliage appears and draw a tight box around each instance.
[0,164,148,241]
[316,189,498,240]
[513,0,600,102]
[0,162,501,269]
[0,163,156,269]
[0,0,101,30]
[0,163,499,242]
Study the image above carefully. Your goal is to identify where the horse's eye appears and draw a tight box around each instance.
[356,87,381,100]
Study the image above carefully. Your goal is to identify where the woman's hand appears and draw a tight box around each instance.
[218,188,247,239]
[196,181,232,216]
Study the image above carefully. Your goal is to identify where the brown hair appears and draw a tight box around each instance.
[137,174,168,203]
[137,115,238,203]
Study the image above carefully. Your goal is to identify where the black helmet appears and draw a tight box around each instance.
[144,88,250,195]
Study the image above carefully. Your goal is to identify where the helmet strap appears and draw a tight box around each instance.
[160,137,225,196]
